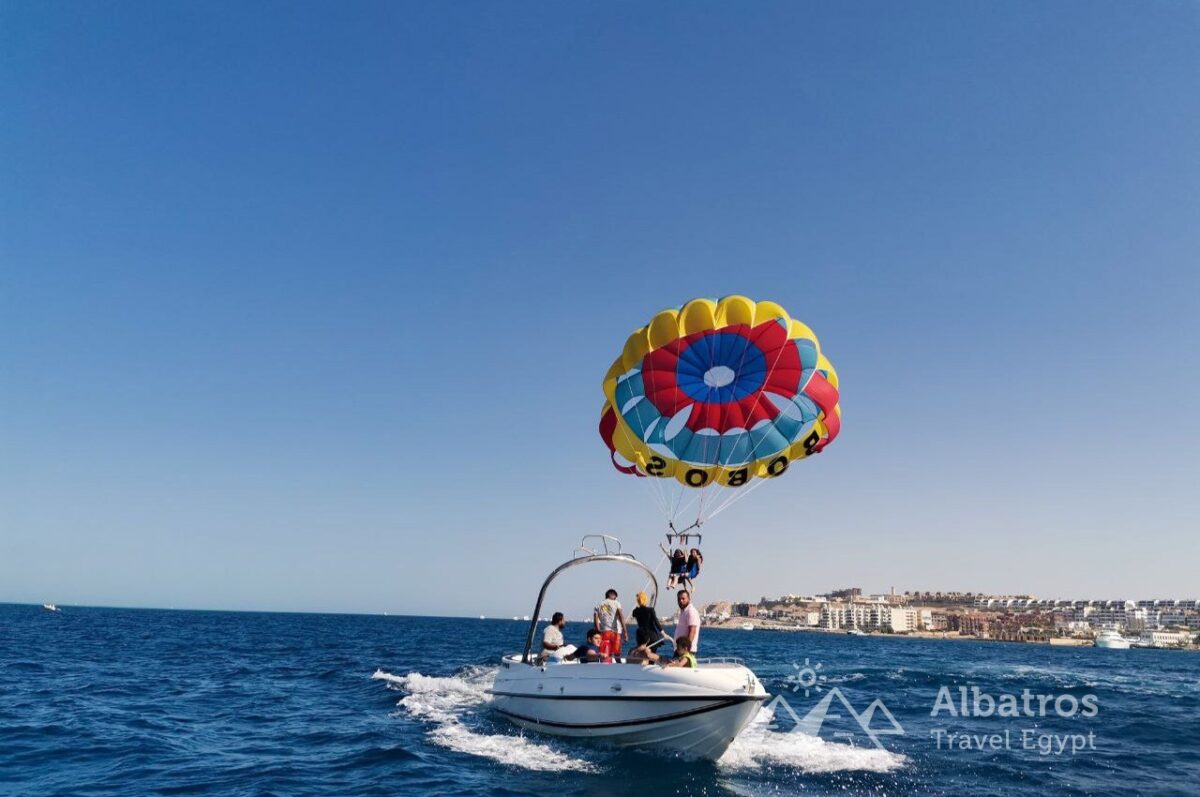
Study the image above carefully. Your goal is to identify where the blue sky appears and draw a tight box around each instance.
[2,2,1197,617]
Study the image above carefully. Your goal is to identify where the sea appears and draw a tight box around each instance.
[2,604,1197,796]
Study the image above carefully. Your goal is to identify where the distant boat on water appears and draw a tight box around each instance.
[741,622,755,631]
[1095,630,1132,649]
[42,604,60,612]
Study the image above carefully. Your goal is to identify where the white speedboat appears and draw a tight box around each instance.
[490,535,769,760]
[1094,630,1132,649]
[42,603,60,612]
[740,622,755,631]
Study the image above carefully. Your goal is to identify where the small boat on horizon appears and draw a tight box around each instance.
[42,603,60,612]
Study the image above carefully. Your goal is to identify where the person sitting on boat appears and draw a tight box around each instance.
[662,637,697,668]
[594,588,627,658]
[565,629,604,663]
[662,546,688,589]
[631,591,664,648]
[540,612,567,662]
[681,548,703,590]
[638,636,697,668]
[674,589,701,653]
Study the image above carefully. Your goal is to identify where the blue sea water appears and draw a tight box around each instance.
[2,604,1197,796]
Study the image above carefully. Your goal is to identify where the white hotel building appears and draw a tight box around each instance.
[819,602,921,633]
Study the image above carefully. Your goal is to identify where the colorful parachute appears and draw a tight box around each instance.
[599,296,841,495]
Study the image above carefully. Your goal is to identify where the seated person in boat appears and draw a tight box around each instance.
[564,629,604,663]
[637,637,697,668]
[662,638,698,668]
[540,612,567,661]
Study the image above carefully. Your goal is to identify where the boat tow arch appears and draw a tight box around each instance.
[521,535,659,663]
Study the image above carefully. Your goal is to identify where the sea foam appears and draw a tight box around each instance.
[718,703,907,773]
[372,667,597,772]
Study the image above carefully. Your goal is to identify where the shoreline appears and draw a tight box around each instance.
[703,620,1200,649]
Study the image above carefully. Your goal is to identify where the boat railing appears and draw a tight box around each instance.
[574,534,624,557]
[694,656,746,666]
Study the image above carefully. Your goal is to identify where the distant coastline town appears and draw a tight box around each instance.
[698,588,1200,650]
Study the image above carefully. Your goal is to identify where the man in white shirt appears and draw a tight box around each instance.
[540,612,567,661]
[674,589,701,653]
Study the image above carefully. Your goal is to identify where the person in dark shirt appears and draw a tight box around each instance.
[565,629,603,663]
[631,591,664,647]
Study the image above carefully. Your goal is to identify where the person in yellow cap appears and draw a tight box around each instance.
[630,591,664,650]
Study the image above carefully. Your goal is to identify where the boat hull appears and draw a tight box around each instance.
[1095,638,1131,649]
[490,657,768,760]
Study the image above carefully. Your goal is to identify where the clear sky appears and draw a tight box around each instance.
[2,2,1198,618]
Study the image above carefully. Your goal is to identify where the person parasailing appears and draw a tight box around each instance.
[681,547,703,591]
[661,545,688,589]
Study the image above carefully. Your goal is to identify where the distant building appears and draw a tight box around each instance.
[703,601,732,622]
[817,602,918,633]
[1139,630,1192,648]
[952,612,992,637]
[884,607,918,633]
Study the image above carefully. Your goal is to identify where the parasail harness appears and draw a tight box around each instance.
[665,520,703,549]
[651,520,705,596]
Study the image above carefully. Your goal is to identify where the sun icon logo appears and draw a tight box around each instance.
[786,658,826,696]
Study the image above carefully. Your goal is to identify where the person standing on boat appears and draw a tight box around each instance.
[540,612,567,661]
[674,590,701,653]
[631,591,664,648]
[594,588,627,659]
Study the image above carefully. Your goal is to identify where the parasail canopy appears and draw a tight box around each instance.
[599,295,840,526]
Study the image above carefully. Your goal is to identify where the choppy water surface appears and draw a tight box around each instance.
[2,605,1196,795]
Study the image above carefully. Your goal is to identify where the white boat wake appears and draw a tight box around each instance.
[374,668,902,775]
[372,667,598,772]
[717,703,907,773]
